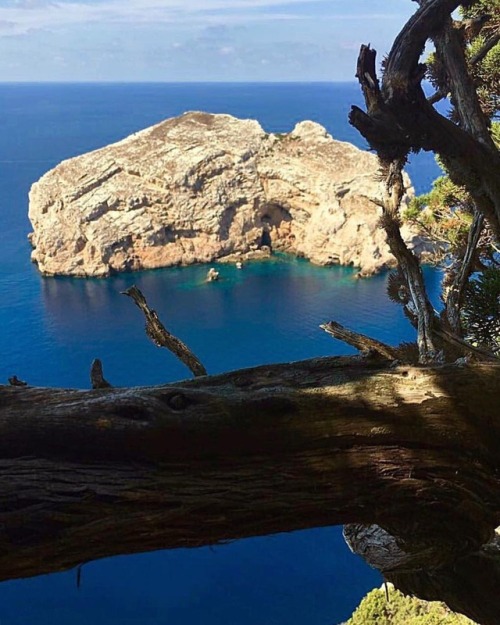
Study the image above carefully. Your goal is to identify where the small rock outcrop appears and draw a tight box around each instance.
[28,112,420,277]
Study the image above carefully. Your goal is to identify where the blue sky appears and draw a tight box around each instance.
[0,0,415,81]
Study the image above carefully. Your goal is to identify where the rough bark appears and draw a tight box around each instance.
[350,0,500,367]
[122,285,207,377]
[1,357,500,624]
[2,7,498,625]
[344,524,500,625]
[443,211,484,335]
[349,0,500,236]
[90,358,113,389]
[433,14,494,149]
[320,321,400,360]
[380,160,439,363]
[353,47,440,363]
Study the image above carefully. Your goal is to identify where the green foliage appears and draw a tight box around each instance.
[404,175,474,252]
[465,0,500,117]
[462,267,500,354]
[344,587,477,625]
[404,121,499,258]
[426,51,446,95]
[420,176,471,211]
[406,142,500,347]
[427,0,500,118]
[467,34,500,118]
[460,0,500,18]
[491,121,500,147]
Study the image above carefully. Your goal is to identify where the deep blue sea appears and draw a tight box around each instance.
[0,83,442,625]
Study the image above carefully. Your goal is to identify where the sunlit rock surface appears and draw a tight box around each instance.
[29,112,422,277]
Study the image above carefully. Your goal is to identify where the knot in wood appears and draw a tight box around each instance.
[160,392,190,412]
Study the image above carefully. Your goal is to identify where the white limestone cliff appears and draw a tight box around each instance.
[28,112,423,277]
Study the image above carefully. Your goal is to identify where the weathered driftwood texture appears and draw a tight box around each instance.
[1,358,500,624]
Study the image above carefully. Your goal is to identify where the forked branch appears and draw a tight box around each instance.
[350,2,500,235]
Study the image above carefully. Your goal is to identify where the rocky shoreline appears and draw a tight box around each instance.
[28,112,427,278]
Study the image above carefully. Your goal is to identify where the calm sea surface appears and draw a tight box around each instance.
[0,83,442,625]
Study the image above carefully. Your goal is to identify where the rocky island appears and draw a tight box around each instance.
[28,112,424,277]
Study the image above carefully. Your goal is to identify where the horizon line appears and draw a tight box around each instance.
[0,79,359,86]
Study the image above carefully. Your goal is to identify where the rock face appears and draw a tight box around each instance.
[29,112,420,277]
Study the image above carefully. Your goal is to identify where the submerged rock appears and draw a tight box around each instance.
[28,112,421,277]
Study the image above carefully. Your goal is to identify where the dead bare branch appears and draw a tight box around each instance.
[90,359,113,389]
[122,285,207,378]
[320,321,400,361]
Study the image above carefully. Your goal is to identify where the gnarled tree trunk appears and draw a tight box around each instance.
[350,0,500,238]
[345,2,500,619]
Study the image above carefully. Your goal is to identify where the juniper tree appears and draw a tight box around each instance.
[402,0,500,346]
[1,3,500,625]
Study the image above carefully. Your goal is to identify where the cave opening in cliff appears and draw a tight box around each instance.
[259,202,291,228]
[260,226,272,250]
[257,203,293,252]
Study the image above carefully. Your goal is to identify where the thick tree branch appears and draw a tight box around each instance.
[350,0,500,365]
[432,15,495,149]
[0,357,500,625]
[427,27,499,105]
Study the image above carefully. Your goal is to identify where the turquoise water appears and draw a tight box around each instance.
[0,83,441,624]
